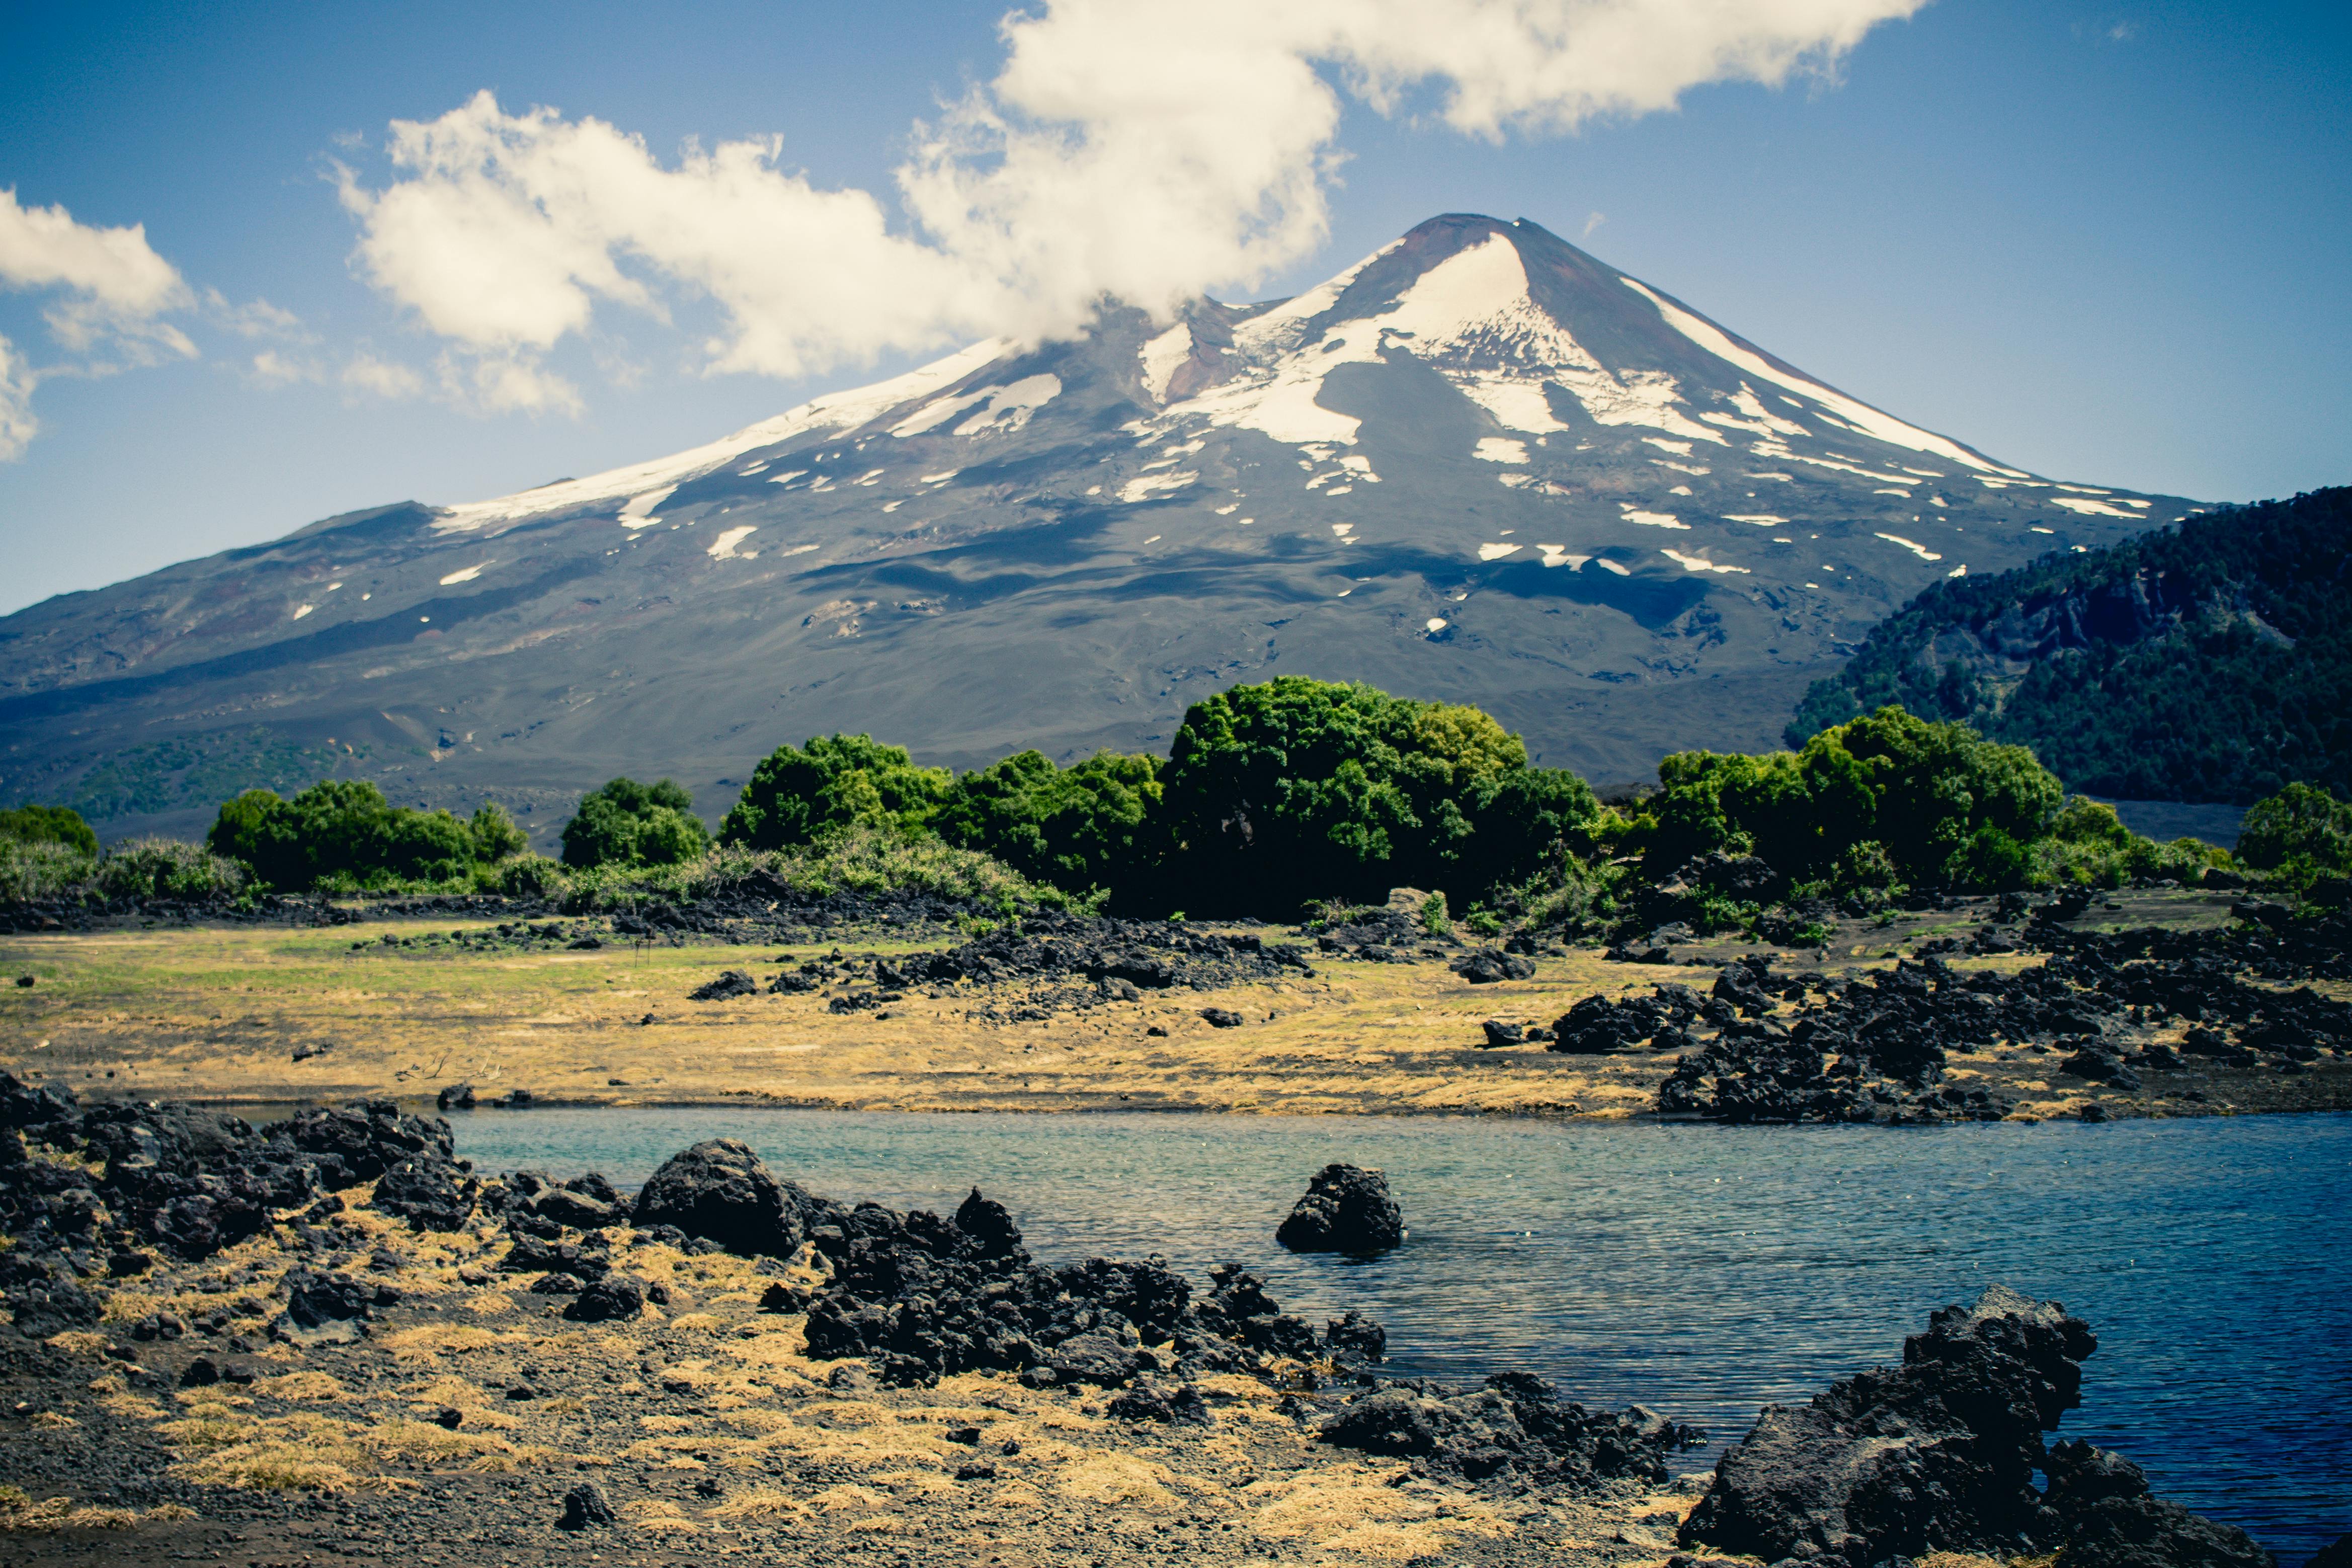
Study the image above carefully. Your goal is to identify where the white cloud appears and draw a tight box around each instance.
[0,188,206,457]
[341,352,426,400]
[338,0,1925,385]
[0,188,188,317]
[0,335,39,461]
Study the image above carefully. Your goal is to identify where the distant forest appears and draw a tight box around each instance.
[1788,487,2352,804]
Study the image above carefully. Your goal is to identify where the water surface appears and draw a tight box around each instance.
[450,1108,2351,1561]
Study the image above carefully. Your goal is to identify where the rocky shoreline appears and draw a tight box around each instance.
[0,1078,2323,1567]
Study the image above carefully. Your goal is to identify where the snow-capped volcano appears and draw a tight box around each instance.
[0,215,2197,841]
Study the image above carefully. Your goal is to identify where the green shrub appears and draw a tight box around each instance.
[560,778,710,870]
[1418,890,1452,938]
[1156,677,1596,916]
[933,749,1163,895]
[2235,782,2352,874]
[1648,707,2064,892]
[719,735,950,851]
[0,804,99,857]
[0,839,96,902]
[205,780,529,891]
[91,839,248,903]
[559,830,1084,919]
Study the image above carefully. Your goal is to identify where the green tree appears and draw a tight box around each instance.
[206,780,498,890]
[2235,782,2352,873]
[1156,677,1594,915]
[468,803,530,863]
[718,735,950,851]
[934,749,1164,894]
[561,778,710,869]
[0,804,99,857]
[1646,706,2064,891]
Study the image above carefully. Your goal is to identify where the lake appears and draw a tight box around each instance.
[448,1106,2352,1563]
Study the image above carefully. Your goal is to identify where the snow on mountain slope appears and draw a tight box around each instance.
[0,213,2203,842]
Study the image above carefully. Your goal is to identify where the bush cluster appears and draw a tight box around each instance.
[206,781,529,893]
[9,680,2305,924]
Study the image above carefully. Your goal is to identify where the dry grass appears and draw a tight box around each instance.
[43,1331,108,1357]
[0,1486,194,1532]
[379,1323,503,1361]
[707,1488,812,1523]
[173,1441,361,1493]
[252,1370,346,1401]
[1055,1452,1176,1508]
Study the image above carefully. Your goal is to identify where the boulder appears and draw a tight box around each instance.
[1321,1373,1698,1486]
[371,1158,478,1231]
[1677,1286,2272,1568]
[1276,1164,1403,1254]
[1479,1019,1526,1048]
[690,970,761,1002]
[556,1483,617,1531]
[1108,1381,1211,1425]
[1450,950,1535,984]
[565,1272,647,1323]
[435,1082,475,1112]
[2044,1441,2277,1568]
[1324,1309,1387,1362]
[1200,1007,1246,1028]
[630,1138,810,1256]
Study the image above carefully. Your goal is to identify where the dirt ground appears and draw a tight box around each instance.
[1,886,2344,1122]
[0,1198,1709,1568]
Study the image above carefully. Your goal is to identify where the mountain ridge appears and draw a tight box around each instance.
[0,213,2202,847]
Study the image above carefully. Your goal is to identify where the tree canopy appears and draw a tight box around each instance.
[718,735,951,851]
[1156,676,1596,914]
[208,781,526,890]
[0,804,98,857]
[933,749,1164,896]
[561,778,708,869]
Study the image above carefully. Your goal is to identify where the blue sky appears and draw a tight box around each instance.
[1,0,2345,615]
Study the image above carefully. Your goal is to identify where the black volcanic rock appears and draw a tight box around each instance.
[1275,1164,1403,1253]
[629,1138,815,1257]
[1679,1285,2275,1568]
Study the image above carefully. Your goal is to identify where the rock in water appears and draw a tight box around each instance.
[2043,1441,2278,1568]
[1679,1285,2276,1568]
[556,1483,617,1530]
[629,1137,812,1256]
[1275,1164,1403,1253]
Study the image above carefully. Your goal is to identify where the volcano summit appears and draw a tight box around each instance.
[0,214,2197,842]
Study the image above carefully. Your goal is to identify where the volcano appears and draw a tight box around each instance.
[0,213,2201,844]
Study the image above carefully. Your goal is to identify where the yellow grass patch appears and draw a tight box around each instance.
[668,1311,723,1334]
[807,1483,885,1512]
[368,1419,513,1463]
[379,1323,502,1360]
[0,1486,194,1532]
[99,1391,167,1420]
[707,1488,811,1523]
[252,1371,345,1401]
[463,1444,558,1473]
[26,1411,76,1429]
[624,1500,699,1533]
[43,1331,108,1357]
[1056,1452,1175,1507]
[174,1441,361,1493]
[159,1412,258,1452]
[638,1414,702,1434]
[1250,1473,1512,1562]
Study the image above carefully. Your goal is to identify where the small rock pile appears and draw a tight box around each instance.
[1652,956,2133,1123]
[1680,1284,2275,1568]
[876,914,1314,996]
[0,1077,472,1338]
[1318,1374,1703,1488]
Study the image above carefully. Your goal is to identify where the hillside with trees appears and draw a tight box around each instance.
[1787,487,2352,804]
